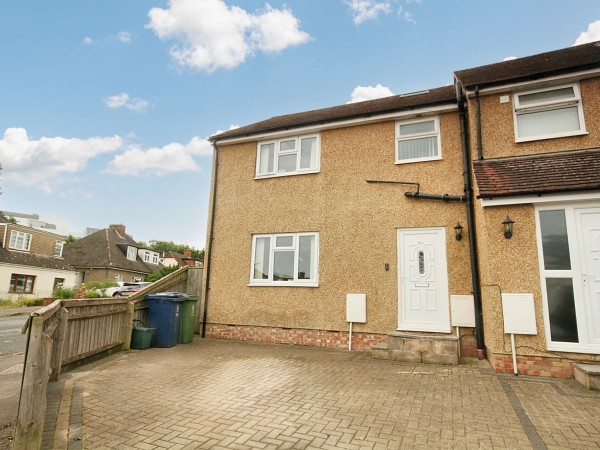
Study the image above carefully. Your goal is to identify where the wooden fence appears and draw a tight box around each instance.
[12,266,203,449]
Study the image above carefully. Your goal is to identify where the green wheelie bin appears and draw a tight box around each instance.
[178,295,198,344]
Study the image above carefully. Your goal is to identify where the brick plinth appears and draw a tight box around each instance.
[206,323,387,350]
[488,351,582,379]
[459,333,478,358]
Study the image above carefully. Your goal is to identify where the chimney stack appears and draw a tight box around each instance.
[109,224,126,237]
[183,248,192,258]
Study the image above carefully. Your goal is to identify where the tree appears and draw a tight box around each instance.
[147,265,180,282]
[140,240,204,261]
[64,234,78,244]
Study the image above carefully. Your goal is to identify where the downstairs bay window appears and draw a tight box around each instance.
[250,232,319,286]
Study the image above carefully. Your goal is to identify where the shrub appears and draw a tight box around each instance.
[20,297,43,306]
[52,287,76,299]
[84,290,101,299]
[86,280,118,297]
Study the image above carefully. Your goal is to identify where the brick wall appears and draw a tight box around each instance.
[206,323,387,350]
[460,333,478,358]
[488,351,580,378]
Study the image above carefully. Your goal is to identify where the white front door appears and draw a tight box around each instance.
[397,227,450,332]
[577,207,600,347]
[537,203,600,353]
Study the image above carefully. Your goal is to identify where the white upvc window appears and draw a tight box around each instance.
[395,116,442,164]
[513,83,586,142]
[143,251,151,262]
[250,232,319,287]
[115,274,123,282]
[127,246,137,261]
[151,253,159,264]
[256,134,320,178]
[54,240,64,257]
[9,231,32,251]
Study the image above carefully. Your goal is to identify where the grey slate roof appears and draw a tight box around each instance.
[455,41,600,89]
[0,246,75,271]
[473,149,600,198]
[63,227,161,274]
[211,86,457,142]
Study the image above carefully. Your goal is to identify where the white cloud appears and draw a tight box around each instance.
[0,128,123,193]
[83,36,94,45]
[348,84,395,103]
[104,93,149,112]
[105,136,213,176]
[117,31,132,43]
[503,56,517,61]
[398,6,415,24]
[346,0,392,25]
[574,20,600,45]
[146,0,310,73]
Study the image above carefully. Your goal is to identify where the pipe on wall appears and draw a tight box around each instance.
[456,80,486,359]
[201,142,219,338]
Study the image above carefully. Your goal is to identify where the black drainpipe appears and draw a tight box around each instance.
[201,141,219,338]
[456,81,486,359]
[475,87,484,160]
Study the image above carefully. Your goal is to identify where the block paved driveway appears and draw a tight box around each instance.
[55,339,600,449]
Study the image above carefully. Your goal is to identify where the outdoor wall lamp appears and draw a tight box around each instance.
[502,216,514,239]
[454,223,463,241]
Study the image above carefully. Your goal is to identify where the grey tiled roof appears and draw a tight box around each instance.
[455,41,600,89]
[211,86,457,141]
[473,149,600,198]
[0,246,75,271]
[63,227,161,274]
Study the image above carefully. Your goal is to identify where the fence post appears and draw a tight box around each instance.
[13,317,53,450]
[186,267,203,334]
[122,301,135,350]
[50,307,69,381]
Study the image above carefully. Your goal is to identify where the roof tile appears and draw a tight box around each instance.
[473,149,600,198]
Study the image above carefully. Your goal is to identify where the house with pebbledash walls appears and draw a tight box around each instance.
[201,41,600,378]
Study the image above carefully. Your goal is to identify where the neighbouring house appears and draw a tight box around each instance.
[63,224,162,285]
[203,40,600,379]
[0,216,78,300]
[161,249,203,268]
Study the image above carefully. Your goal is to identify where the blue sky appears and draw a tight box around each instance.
[1,0,599,249]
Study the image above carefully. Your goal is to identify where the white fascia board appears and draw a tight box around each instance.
[465,68,600,98]
[214,104,458,145]
[480,191,600,207]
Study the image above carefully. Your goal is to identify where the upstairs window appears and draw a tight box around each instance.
[9,231,32,251]
[127,246,137,261]
[143,252,151,262]
[514,84,586,142]
[256,134,320,178]
[250,232,319,286]
[396,117,441,164]
[54,240,64,257]
[151,253,159,264]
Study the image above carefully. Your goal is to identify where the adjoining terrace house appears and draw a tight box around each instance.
[202,41,600,378]
[0,216,78,300]
[63,224,162,285]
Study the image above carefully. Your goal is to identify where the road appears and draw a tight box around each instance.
[0,315,30,450]
[0,315,29,357]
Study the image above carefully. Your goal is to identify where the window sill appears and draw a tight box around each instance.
[395,156,442,165]
[516,130,588,143]
[255,169,320,180]
[546,343,600,354]
[248,282,319,288]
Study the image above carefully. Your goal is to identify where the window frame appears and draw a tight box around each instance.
[9,273,36,294]
[9,230,32,251]
[513,83,587,143]
[255,134,320,179]
[395,116,442,164]
[126,246,137,261]
[249,232,319,287]
[535,203,600,354]
[54,240,64,257]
